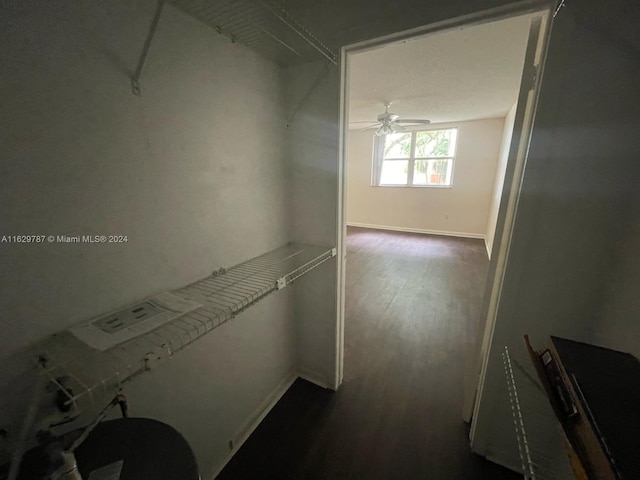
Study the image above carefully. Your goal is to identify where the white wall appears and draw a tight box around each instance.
[0,1,295,476]
[485,102,517,257]
[285,61,340,388]
[471,0,640,471]
[347,119,504,238]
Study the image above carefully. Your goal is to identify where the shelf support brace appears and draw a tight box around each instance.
[131,0,166,96]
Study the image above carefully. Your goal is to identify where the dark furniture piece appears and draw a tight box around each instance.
[527,336,640,480]
[75,417,198,480]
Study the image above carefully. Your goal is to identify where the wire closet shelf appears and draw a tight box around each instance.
[32,243,335,415]
[169,0,338,66]
[502,345,575,480]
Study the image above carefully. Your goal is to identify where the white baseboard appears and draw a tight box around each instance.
[484,238,492,259]
[206,369,334,479]
[206,371,297,480]
[347,222,485,240]
[297,368,332,390]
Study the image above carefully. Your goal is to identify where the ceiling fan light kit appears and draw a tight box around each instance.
[375,126,389,136]
[357,103,431,136]
[374,123,404,137]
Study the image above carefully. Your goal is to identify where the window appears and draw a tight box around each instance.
[372,128,458,187]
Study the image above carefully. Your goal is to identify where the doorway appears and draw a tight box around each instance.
[335,1,554,461]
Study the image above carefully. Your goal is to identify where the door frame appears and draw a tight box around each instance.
[335,0,556,416]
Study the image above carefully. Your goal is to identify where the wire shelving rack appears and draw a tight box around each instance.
[502,345,576,480]
[21,243,335,415]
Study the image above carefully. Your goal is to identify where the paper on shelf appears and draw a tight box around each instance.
[69,292,202,352]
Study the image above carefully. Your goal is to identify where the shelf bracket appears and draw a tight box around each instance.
[131,0,166,96]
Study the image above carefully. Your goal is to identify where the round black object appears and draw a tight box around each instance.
[74,418,198,480]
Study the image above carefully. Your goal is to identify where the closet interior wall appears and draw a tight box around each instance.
[0,1,301,476]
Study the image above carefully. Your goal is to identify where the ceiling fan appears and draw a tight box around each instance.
[352,103,431,136]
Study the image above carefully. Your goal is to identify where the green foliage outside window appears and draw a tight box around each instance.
[377,128,456,186]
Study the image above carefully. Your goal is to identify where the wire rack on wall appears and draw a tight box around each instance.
[28,243,335,416]
[502,345,576,480]
[131,0,337,95]
[169,0,337,66]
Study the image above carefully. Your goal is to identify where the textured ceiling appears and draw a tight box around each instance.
[280,0,524,52]
[348,13,534,127]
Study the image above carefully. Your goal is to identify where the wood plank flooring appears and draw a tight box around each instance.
[217,227,520,479]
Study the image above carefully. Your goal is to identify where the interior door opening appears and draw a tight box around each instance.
[336,3,553,475]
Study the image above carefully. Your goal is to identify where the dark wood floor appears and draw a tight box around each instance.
[217,227,520,479]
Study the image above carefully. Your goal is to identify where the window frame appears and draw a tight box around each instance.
[372,127,458,188]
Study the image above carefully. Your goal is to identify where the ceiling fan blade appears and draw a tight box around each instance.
[392,123,406,132]
[396,119,431,125]
[357,123,382,131]
[349,121,379,124]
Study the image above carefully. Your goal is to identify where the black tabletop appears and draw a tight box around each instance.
[551,336,640,479]
[74,417,198,480]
